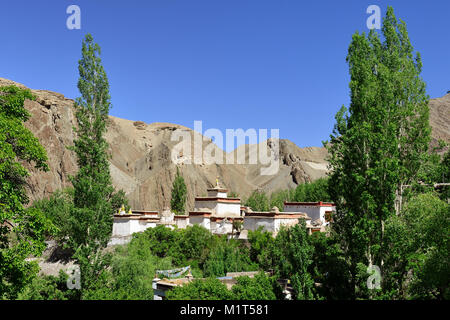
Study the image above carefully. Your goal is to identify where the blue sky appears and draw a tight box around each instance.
[1,0,449,149]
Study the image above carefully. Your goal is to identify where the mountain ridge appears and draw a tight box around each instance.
[1,77,448,211]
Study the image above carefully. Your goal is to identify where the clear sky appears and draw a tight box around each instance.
[1,0,449,149]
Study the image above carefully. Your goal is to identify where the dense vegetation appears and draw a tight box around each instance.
[244,177,331,212]
[0,85,51,299]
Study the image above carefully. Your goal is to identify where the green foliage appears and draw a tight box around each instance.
[137,225,257,278]
[272,220,315,300]
[203,237,258,277]
[0,85,51,299]
[248,227,276,270]
[83,234,172,300]
[31,188,74,241]
[179,225,215,264]
[227,191,239,198]
[171,167,187,215]
[309,232,352,300]
[269,189,293,211]
[245,179,331,213]
[244,190,270,211]
[232,219,243,235]
[67,33,127,296]
[293,178,331,202]
[137,225,183,265]
[383,193,449,299]
[166,273,278,300]
[325,7,431,298]
[17,270,78,300]
[166,277,233,300]
[231,273,277,300]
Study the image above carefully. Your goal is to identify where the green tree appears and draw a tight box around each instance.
[179,225,214,263]
[248,227,276,270]
[67,34,124,296]
[166,278,233,300]
[383,193,449,299]
[18,270,77,300]
[31,188,74,242]
[245,190,270,211]
[325,7,431,298]
[269,189,294,211]
[309,232,352,300]
[138,225,183,263]
[203,237,257,277]
[293,178,331,202]
[231,273,277,300]
[170,167,187,215]
[273,220,315,300]
[0,85,51,299]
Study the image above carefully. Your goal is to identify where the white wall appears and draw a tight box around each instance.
[284,204,335,225]
[189,216,211,229]
[243,217,275,233]
[175,217,189,229]
[215,202,241,217]
[112,218,156,238]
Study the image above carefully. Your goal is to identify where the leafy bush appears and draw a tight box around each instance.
[232,273,277,300]
[248,227,276,270]
[244,190,270,211]
[203,237,258,277]
[293,178,331,202]
[18,270,75,300]
[166,278,233,300]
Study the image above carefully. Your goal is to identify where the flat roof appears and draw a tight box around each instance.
[207,188,229,192]
[245,211,311,219]
[284,201,335,207]
[195,197,241,203]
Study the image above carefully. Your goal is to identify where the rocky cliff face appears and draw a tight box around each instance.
[428,93,450,153]
[1,78,448,211]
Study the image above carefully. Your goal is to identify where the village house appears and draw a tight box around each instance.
[284,201,336,229]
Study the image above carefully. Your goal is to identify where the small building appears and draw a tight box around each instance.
[188,181,243,235]
[243,206,311,235]
[109,207,185,245]
[283,201,336,226]
[110,209,160,245]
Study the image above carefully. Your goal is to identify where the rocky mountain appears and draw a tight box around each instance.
[1,78,448,211]
[428,92,450,152]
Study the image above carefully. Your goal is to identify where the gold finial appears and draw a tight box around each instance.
[216,176,220,188]
[128,208,132,215]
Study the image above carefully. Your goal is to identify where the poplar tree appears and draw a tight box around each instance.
[326,7,430,298]
[170,167,187,215]
[68,34,121,295]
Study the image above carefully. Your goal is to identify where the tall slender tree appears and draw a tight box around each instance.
[326,7,430,298]
[68,34,122,296]
[170,167,187,215]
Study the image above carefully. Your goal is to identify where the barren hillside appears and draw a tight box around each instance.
[1,78,448,211]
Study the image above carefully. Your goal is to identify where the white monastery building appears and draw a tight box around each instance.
[109,181,333,245]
